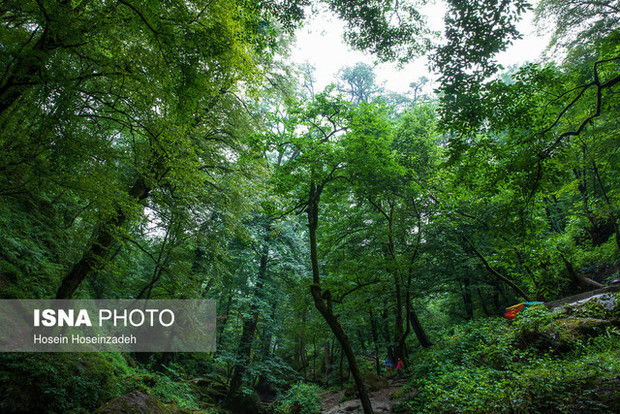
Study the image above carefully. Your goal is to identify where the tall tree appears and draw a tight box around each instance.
[0,0,279,298]
[337,62,382,104]
[271,90,375,413]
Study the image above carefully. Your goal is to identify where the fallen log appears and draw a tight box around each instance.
[545,285,620,309]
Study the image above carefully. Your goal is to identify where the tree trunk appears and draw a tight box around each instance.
[384,205,407,361]
[463,235,530,300]
[561,254,604,289]
[0,15,65,116]
[137,220,177,300]
[310,285,373,413]
[591,159,620,252]
[299,306,307,376]
[56,177,150,298]
[397,290,411,362]
[339,345,345,389]
[392,267,405,360]
[323,340,330,382]
[462,277,474,320]
[313,335,317,382]
[368,197,409,362]
[407,295,433,348]
[369,309,381,375]
[228,222,271,398]
[380,307,394,362]
[477,287,491,316]
[307,181,373,414]
[217,291,234,348]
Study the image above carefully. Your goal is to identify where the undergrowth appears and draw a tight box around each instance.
[404,305,620,413]
[273,382,323,414]
[0,353,203,413]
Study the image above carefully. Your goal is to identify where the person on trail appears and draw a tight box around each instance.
[396,358,404,379]
[384,359,393,377]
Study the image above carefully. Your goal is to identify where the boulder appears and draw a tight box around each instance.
[93,391,171,414]
[553,317,611,336]
[516,316,612,353]
[543,317,611,350]
[364,373,389,391]
[344,373,389,397]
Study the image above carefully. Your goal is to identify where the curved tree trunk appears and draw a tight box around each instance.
[408,306,433,348]
[404,286,433,348]
[307,181,373,414]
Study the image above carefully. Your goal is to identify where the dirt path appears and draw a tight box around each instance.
[320,389,346,412]
[320,380,415,414]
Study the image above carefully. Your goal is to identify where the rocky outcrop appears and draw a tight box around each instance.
[93,391,193,414]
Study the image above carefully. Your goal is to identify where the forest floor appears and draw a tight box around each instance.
[320,379,415,413]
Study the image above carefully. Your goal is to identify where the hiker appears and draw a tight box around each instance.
[396,358,404,379]
[384,359,393,377]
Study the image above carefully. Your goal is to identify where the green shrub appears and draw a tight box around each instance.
[274,382,322,414]
[405,311,620,413]
[150,371,199,409]
[119,366,200,410]
[0,352,204,413]
[0,353,130,413]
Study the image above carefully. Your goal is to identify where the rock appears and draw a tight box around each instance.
[364,373,389,391]
[93,391,171,414]
[562,293,618,312]
[516,316,612,353]
[370,401,391,413]
[546,286,620,309]
[190,377,226,403]
[389,387,418,400]
[544,317,611,349]
[555,316,611,334]
[324,399,391,414]
[344,373,390,397]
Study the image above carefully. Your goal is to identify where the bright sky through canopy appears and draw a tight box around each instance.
[290,1,551,94]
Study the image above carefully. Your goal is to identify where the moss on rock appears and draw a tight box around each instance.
[93,391,170,414]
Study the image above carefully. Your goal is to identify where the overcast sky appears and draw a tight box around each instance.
[289,1,551,94]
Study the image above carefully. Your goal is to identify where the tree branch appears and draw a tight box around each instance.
[463,234,530,300]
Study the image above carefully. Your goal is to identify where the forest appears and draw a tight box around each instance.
[0,0,619,413]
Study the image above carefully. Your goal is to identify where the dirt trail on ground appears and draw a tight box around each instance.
[320,379,414,414]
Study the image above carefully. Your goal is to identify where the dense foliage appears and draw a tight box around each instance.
[1,0,619,413]
[407,303,620,413]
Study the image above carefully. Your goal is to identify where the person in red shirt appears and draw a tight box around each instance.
[396,358,404,379]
